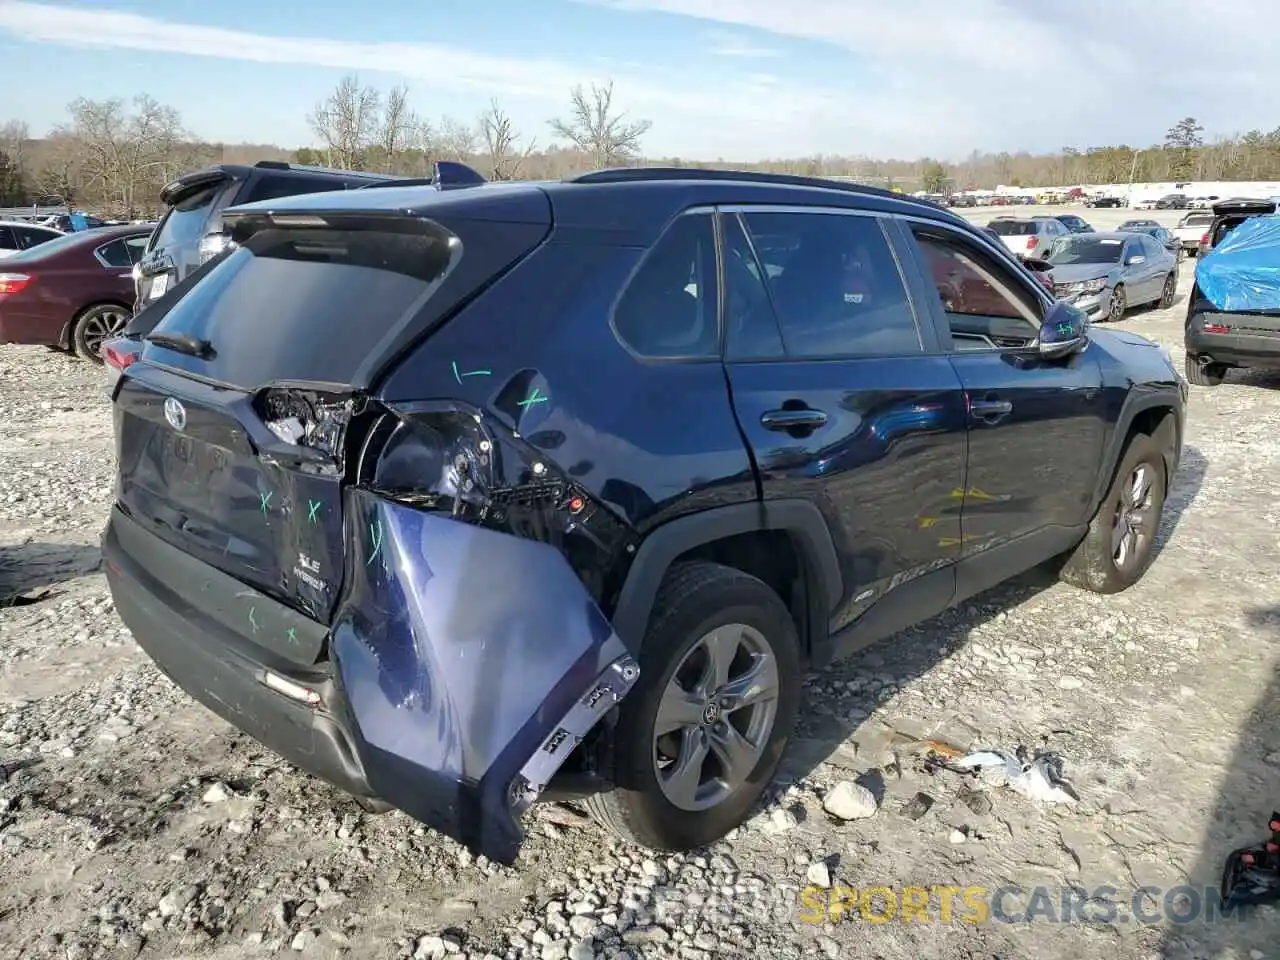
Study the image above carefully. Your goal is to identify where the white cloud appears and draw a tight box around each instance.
[573,0,1276,155]
[0,1,853,159]
[705,30,781,58]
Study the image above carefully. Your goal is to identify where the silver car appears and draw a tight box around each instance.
[1043,231,1179,322]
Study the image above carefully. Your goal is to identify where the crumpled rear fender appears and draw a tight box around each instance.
[329,489,638,863]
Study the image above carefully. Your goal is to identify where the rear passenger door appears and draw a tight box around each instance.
[720,206,969,636]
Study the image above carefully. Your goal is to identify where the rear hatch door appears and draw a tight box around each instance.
[113,187,640,861]
[136,170,238,308]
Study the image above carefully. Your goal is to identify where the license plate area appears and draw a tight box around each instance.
[149,274,169,299]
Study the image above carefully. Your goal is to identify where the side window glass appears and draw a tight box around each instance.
[912,230,1042,351]
[124,236,148,265]
[612,213,719,359]
[95,239,132,268]
[0,226,17,251]
[740,211,921,358]
[722,213,785,360]
[15,228,50,250]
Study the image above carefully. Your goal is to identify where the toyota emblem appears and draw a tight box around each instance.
[163,396,187,431]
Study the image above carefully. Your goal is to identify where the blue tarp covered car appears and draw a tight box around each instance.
[1195,213,1280,312]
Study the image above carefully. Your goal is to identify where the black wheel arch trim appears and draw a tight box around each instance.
[1091,390,1183,512]
[610,499,843,658]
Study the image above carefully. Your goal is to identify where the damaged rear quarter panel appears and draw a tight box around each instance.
[329,488,638,862]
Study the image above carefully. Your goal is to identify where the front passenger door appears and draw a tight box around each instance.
[902,223,1106,571]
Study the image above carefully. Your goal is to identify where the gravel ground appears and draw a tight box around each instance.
[1,205,1277,960]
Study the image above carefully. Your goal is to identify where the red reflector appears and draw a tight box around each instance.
[1202,323,1231,334]
[1201,233,1210,245]
[1026,236,1039,250]
[0,273,32,295]
[568,495,585,515]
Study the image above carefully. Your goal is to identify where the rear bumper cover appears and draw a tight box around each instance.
[1186,314,1280,369]
[103,498,639,864]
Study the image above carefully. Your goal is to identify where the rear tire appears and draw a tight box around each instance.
[1159,273,1177,309]
[582,561,800,852]
[1184,353,1227,386]
[1059,432,1166,594]
[72,303,130,363]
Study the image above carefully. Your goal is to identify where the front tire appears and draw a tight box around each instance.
[72,303,130,363]
[1059,432,1166,594]
[1159,273,1177,309]
[1107,285,1127,322]
[583,561,800,851]
[1184,353,1227,386]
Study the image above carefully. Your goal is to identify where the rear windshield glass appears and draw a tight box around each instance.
[142,224,457,388]
[151,184,223,252]
[1044,236,1125,265]
[1181,213,1213,226]
[988,220,1036,236]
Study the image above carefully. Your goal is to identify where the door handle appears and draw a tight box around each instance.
[761,407,828,431]
[969,398,1013,423]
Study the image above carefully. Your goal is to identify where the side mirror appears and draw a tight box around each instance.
[1039,301,1088,359]
[1126,254,1146,265]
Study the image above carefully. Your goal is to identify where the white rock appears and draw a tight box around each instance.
[949,828,967,844]
[822,781,878,820]
[201,782,233,803]
[767,807,798,832]
[1057,676,1085,690]
[806,861,831,888]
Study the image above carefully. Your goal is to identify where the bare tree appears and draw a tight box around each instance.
[435,116,478,161]
[62,95,187,217]
[308,74,381,170]
[479,99,535,181]
[549,81,651,169]
[0,121,29,204]
[378,85,417,172]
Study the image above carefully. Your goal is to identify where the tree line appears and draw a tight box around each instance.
[1,79,1277,217]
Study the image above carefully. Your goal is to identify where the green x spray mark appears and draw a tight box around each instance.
[307,499,322,523]
[452,361,493,384]
[517,387,549,408]
[248,606,259,633]
[366,519,385,568]
[286,627,298,644]
[259,490,273,516]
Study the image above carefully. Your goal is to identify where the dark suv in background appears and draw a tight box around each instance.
[104,166,1186,864]
[132,160,399,312]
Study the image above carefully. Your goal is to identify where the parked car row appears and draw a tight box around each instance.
[97,162,1188,863]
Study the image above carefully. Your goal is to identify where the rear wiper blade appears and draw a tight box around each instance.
[145,332,216,359]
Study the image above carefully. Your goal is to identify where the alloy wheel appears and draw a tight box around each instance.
[1161,275,1176,308]
[652,623,779,812]
[1111,463,1157,569]
[1108,287,1126,322]
[80,308,128,358]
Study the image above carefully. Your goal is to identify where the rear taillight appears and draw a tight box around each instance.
[1026,236,1039,250]
[0,273,32,295]
[101,339,139,373]
[1201,233,1210,246]
[1202,323,1231,334]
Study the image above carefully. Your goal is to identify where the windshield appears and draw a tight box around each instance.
[988,220,1036,236]
[1045,236,1124,265]
[1181,213,1213,226]
[149,183,223,253]
[1,230,85,262]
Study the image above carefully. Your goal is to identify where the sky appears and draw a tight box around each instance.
[0,0,1273,162]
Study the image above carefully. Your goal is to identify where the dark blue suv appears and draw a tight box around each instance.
[103,164,1187,863]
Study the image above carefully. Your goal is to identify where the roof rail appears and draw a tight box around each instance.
[358,176,436,190]
[566,166,910,202]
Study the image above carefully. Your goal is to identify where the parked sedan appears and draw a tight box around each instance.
[0,225,151,361]
[1051,213,1095,234]
[1043,231,1179,322]
[1118,223,1182,259]
[0,220,64,259]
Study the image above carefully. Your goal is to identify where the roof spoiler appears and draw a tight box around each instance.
[357,161,487,192]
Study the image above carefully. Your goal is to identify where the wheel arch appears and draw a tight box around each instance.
[70,300,134,356]
[1091,394,1182,513]
[610,499,842,664]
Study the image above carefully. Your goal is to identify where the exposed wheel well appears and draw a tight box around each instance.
[1128,405,1179,476]
[671,530,813,660]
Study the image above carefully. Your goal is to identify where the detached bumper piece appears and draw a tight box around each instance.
[104,496,640,865]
